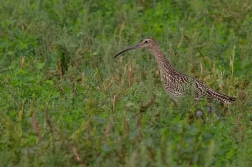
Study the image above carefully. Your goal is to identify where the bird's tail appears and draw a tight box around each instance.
[206,88,236,104]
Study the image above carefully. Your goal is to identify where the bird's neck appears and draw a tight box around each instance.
[149,47,176,75]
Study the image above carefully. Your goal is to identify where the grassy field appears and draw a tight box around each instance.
[0,0,252,166]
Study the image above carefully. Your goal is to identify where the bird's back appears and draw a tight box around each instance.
[161,70,235,104]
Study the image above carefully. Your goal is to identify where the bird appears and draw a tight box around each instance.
[114,38,235,104]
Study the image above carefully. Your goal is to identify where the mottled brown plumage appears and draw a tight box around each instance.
[115,38,235,104]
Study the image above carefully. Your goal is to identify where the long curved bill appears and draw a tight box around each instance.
[114,43,142,58]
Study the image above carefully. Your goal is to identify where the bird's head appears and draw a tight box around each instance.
[114,38,158,58]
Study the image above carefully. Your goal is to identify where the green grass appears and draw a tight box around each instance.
[0,0,252,166]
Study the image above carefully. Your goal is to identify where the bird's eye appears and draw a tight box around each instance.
[144,40,148,43]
